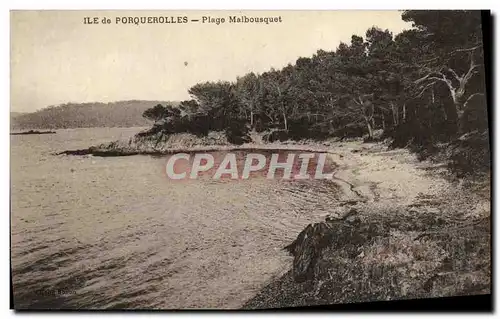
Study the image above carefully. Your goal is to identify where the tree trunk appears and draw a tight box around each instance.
[391,102,398,126]
[283,111,288,131]
[455,101,465,122]
[365,117,374,139]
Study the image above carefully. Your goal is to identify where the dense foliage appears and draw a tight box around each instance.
[144,11,489,174]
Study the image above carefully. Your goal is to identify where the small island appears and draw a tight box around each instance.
[10,130,56,135]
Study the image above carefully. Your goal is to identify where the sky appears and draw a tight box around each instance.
[10,10,412,112]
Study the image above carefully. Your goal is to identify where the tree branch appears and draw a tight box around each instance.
[446,67,461,82]
[462,52,480,85]
[463,92,485,110]
[450,44,483,54]
[415,81,437,98]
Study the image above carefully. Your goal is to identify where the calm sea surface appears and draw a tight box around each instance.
[10,127,340,309]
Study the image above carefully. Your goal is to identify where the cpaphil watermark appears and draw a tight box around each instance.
[165,151,335,180]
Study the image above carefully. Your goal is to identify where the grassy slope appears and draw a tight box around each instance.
[243,141,491,308]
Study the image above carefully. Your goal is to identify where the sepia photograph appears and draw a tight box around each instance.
[9,9,491,310]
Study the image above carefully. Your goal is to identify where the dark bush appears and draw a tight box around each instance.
[448,131,490,176]
[263,130,289,143]
[225,120,251,145]
[332,123,366,141]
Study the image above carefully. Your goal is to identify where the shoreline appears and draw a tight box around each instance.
[54,134,491,308]
[55,141,342,157]
[243,141,490,309]
[11,130,56,135]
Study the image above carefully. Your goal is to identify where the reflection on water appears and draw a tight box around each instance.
[11,127,340,309]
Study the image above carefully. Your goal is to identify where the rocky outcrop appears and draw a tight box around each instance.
[243,207,490,309]
[11,130,56,135]
[283,209,386,283]
[56,131,231,157]
[284,222,333,283]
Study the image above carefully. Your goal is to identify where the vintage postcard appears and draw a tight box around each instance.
[10,10,491,310]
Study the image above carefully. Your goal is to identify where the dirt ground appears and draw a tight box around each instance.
[243,140,491,309]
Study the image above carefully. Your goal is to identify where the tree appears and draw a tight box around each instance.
[403,10,486,133]
[235,72,261,129]
[142,104,167,124]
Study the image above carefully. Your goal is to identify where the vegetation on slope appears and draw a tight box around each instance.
[243,144,491,309]
[138,10,489,177]
[11,100,177,130]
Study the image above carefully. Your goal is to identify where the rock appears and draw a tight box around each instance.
[325,215,337,222]
[284,222,334,283]
[263,130,289,143]
[10,130,56,135]
[283,209,380,283]
[343,208,361,224]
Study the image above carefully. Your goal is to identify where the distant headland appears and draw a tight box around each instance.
[10,130,56,135]
[10,100,178,130]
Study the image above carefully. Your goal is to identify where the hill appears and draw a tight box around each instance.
[10,100,177,130]
[10,112,26,119]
